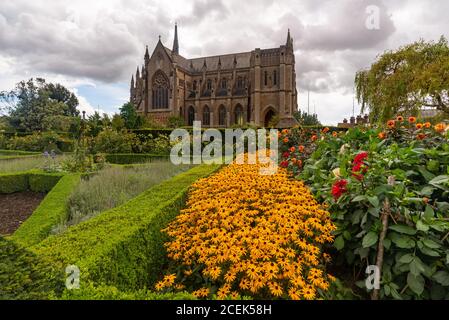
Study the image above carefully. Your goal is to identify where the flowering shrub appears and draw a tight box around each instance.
[156,153,337,299]
[278,126,342,175]
[299,117,449,299]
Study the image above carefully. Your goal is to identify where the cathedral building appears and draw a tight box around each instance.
[130,24,298,128]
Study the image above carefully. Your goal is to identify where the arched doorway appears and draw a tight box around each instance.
[234,104,244,126]
[188,106,195,126]
[264,109,276,127]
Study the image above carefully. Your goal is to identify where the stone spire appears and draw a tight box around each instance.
[286,28,293,49]
[172,23,179,55]
[131,74,134,88]
[136,66,140,79]
[144,45,150,64]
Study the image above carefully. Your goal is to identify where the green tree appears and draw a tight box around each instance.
[46,83,79,116]
[0,78,80,131]
[111,114,125,131]
[355,36,449,123]
[119,102,140,129]
[293,110,321,126]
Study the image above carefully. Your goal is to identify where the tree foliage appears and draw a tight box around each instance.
[355,36,449,123]
[119,102,141,129]
[0,78,80,131]
[293,110,321,126]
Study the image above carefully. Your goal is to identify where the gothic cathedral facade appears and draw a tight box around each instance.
[130,24,298,128]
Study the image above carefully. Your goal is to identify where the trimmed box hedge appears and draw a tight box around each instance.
[0,236,64,300]
[0,171,64,194]
[12,174,81,247]
[33,164,221,292]
[105,153,170,164]
[58,283,196,300]
[0,149,41,156]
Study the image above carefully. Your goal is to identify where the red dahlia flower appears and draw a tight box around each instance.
[332,179,348,200]
[280,161,289,168]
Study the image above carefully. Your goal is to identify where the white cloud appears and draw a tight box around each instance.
[0,0,448,124]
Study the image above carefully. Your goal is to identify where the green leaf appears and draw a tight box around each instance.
[389,224,417,235]
[407,273,425,296]
[419,186,435,197]
[421,238,441,249]
[362,231,378,248]
[416,220,429,232]
[334,235,345,250]
[410,257,425,275]
[424,205,434,220]
[352,195,367,202]
[418,166,436,182]
[383,238,391,250]
[429,175,449,185]
[433,271,449,286]
[392,236,416,249]
[419,246,440,257]
[398,253,414,264]
[368,196,379,208]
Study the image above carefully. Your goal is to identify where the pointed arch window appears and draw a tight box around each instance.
[234,104,244,126]
[273,70,277,85]
[219,105,227,126]
[188,106,195,126]
[152,71,169,109]
[203,105,210,126]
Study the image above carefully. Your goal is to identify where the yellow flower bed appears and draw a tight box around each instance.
[157,154,337,299]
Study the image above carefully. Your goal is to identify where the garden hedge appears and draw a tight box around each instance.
[33,164,221,292]
[58,283,196,300]
[0,236,64,300]
[0,149,41,155]
[105,153,170,164]
[12,174,81,247]
[0,171,64,194]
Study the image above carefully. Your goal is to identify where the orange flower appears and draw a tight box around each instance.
[283,137,289,143]
[322,127,330,133]
[396,115,404,121]
[297,159,303,167]
[387,120,395,128]
[290,146,296,153]
[332,131,338,138]
[435,123,446,133]
[416,123,423,129]
[378,132,386,140]
[298,145,305,152]
[311,135,318,142]
[408,116,416,123]
[424,122,431,128]
[416,133,426,140]
[291,158,297,164]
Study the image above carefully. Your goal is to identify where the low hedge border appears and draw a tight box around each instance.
[0,155,41,161]
[33,164,221,292]
[12,174,81,248]
[57,283,196,300]
[105,153,170,164]
[0,171,65,194]
[0,149,41,155]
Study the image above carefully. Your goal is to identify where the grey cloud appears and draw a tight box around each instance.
[177,0,229,26]
[0,0,172,83]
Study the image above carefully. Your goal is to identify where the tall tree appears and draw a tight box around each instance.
[46,83,79,116]
[355,36,449,123]
[119,102,140,129]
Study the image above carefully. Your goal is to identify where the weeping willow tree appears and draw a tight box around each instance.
[355,36,449,124]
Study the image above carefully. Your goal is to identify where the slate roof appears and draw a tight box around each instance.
[164,46,252,73]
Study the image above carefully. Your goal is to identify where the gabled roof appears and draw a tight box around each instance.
[166,47,252,73]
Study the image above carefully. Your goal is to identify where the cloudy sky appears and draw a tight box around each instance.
[0,0,448,124]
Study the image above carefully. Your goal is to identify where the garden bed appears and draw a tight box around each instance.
[0,192,46,235]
